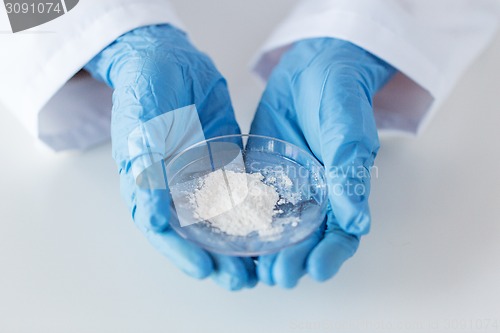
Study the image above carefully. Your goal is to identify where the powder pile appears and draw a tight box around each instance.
[189,169,297,237]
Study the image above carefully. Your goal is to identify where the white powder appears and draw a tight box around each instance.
[261,168,302,205]
[189,169,300,237]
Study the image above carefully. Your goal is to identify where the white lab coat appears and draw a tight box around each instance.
[0,0,498,151]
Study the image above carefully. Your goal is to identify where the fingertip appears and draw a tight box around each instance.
[213,274,246,291]
[241,258,258,289]
[246,277,259,289]
[273,254,304,289]
[273,232,322,289]
[186,251,214,279]
[210,254,250,291]
[276,276,300,289]
[306,232,359,282]
[327,180,371,236]
[307,248,339,282]
[257,254,277,286]
[307,257,336,282]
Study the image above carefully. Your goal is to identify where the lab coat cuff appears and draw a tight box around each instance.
[252,2,441,135]
[5,1,185,151]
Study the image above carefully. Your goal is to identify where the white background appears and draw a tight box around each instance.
[1,1,500,332]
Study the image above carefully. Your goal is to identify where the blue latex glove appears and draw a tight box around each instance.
[84,25,257,290]
[250,38,396,288]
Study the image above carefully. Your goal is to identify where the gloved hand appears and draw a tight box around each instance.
[85,24,257,290]
[250,38,396,288]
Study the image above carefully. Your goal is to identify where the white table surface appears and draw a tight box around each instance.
[1,1,500,332]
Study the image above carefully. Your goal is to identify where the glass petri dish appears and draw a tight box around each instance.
[166,134,327,256]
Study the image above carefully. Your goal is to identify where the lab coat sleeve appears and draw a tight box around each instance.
[0,0,183,151]
[253,0,500,135]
